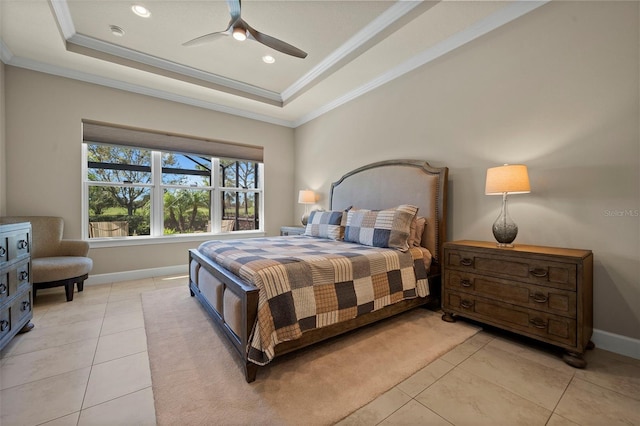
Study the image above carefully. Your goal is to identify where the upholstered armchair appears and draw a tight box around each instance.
[0,216,93,302]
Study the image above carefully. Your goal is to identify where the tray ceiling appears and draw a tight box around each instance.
[0,0,548,127]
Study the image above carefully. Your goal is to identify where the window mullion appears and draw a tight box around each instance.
[81,143,89,239]
[258,163,264,231]
[211,158,221,233]
[151,151,163,236]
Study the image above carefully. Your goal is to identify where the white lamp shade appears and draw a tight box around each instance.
[485,164,531,195]
[298,190,316,204]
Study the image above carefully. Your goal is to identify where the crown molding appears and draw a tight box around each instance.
[5,54,295,127]
[65,33,283,106]
[0,39,13,64]
[281,0,424,103]
[49,0,75,39]
[292,0,549,127]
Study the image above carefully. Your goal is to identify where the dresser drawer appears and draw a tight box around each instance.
[12,289,33,326]
[444,290,577,348]
[0,228,30,267]
[0,259,30,305]
[0,289,32,346]
[0,304,11,342]
[444,270,577,318]
[445,249,577,291]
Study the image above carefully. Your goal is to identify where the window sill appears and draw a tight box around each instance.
[88,230,266,249]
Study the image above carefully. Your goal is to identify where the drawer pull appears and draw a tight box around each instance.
[529,268,548,278]
[0,247,5,257]
[21,300,31,311]
[460,258,473,267]
[0,283,6,294]
[17,239,28,250]
[530,292,548,303]
[529,318,547,329]
[460,279,472,287]
[0,319,8,332]
[19,270,29,281]
[460,300,474,309]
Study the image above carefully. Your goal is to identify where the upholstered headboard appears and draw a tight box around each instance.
[330,160,448,275]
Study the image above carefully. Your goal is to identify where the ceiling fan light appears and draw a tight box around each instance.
[232,27,247,41]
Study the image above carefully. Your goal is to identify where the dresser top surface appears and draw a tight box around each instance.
[445,240,592,259]
[0,222,31,232]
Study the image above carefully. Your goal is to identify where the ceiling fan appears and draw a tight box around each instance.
[183,0,308,59]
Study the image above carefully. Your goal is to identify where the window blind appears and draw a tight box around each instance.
[82,120,264,162]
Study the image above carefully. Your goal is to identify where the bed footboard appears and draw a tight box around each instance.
[189,249,260,382]
[190,246,441,383]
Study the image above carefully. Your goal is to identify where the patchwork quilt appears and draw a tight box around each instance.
[197,236,431,365]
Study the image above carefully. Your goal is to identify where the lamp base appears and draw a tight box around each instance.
[301,212,310,226]
[492,194,518,247]
[495,242,515,248]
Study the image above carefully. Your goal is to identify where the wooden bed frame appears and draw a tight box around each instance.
[188,159,448,382]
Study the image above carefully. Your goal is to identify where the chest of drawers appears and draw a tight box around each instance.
[442,240,593,367]
[0,222,34,351]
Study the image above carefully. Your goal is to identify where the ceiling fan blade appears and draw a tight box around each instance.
[246,25,307,59]
[183,1,239,47]
[227,0,241,21]
[182,30,229,47]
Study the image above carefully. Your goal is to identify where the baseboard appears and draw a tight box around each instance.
[85,265,640,361]
[85,264,188,285]
[592,328,640,360]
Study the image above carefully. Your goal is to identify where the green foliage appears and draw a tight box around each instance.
[163,189,210,234]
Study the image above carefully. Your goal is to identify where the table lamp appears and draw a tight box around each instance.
[298,189,316,225]
[485,164,530,247]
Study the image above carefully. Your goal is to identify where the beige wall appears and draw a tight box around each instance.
[4,68,295,274]
[0,61,5,215]
[294,2,640,339]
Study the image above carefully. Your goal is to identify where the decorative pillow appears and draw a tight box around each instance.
[409,216,427,247]
[340,206,355,228]
[344,204,418,251]
[304,210,344,240]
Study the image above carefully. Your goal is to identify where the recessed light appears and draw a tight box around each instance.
[131,5,151,18]
[109,25,125,37]
[262,55,275,64]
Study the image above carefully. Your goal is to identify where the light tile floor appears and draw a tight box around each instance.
[1,276,639,426]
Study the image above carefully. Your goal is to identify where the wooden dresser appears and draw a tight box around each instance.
[0,222,34,351]
[442,240,593,367]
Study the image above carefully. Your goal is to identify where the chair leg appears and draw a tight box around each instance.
[65,282,74,302]
[76,280,85,293]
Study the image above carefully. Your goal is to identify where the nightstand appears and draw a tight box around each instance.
[280,226,305,236]
[441,240,593,368]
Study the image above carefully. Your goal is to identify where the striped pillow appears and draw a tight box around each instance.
[344,204,418,251]
[304,210,344,240]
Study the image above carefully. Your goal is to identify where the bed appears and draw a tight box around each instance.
[188,159,448,382]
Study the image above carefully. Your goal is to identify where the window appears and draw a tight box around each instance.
[83,142,263,239]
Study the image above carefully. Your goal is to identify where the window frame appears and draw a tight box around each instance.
[81,143,265,245]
